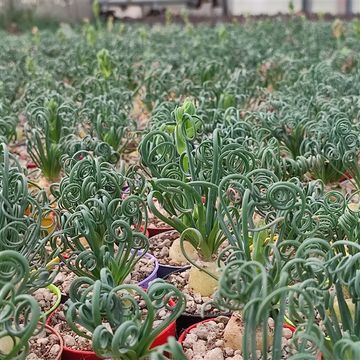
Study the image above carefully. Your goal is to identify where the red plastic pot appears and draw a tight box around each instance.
[178,317,297,344]
[45,324,64,360]
[47,299,176,360]
[147,225,173,238]
[339,171,352,183]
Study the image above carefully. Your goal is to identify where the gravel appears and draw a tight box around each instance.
[149,230,188,266]
[182,316,295,360]
[54,256,156,295]
[165,269,224,316]
[33,287,57,315]
[27,326,62,360]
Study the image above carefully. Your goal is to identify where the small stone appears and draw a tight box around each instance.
[49,344,61,357]
[63,334,76,347]
[193,339,206,354]
[36,337,48,345]
[225,348,234,356]
[183,333,198,348]
[204,347,224,360]
[256,350,261,359]
[214,340,224,347]
[184,348,194,359]
[158,310,167,318]
[193,356,204,360]
[283,328,293,340]
[195,327,211,340]
[26,353,40,360]
[163,239,171,247]
[232,355,243,360]
[54,272,65,283]
[159,247,169,258]
[45,292,55,301]
[268,318,275,328]
[193,293,202,304]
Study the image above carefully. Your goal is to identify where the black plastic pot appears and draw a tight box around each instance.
[163,267,231,336]
[158,263,191,279]
[149,230,191,279]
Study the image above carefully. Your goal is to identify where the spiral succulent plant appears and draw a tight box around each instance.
[65,268,186,359]
[0,251,43,360]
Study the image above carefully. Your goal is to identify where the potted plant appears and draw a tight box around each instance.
[0,144,61,310]
[279,237,360,359]
[25,93,77,182]
[0,250,64,360]
[51,152,155,289]
[49,268,186,359]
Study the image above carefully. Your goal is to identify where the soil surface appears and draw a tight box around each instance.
[27,326,62,360]
[149,230,188,266]
[54,255,156,295]
[49,306,93,352]
[33,287,58,315]
[50,297,172,353]
[182,316,294,360]
[165,269,224,316]
[128,255,157,283]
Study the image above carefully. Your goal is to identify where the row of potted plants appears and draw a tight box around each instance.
[1,16,360,360]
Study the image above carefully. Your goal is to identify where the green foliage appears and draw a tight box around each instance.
[65,269,186,359]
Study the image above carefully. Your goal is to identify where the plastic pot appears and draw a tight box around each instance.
[149,230,191,279]
[43,284,62,318]
[147,224,173,238]
[179,317,297,344]
[158,263,191,279]
[45,324,64,360]
[163,267,231,335]
[47,299,176,360]
[138,252,159,288]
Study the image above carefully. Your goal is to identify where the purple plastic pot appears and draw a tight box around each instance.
[138,253,159,288]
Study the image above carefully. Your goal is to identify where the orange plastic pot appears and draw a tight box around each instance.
[25,207,56,233]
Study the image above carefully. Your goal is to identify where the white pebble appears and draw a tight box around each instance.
[204,347,224,360]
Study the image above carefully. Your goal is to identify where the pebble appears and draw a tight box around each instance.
[183,333,198,348]
[193,339,207,354]
[158,309,167,318]
[36,338,48,346]
[194,293,202,304]
[26,354,40,360]
[204,347,224,360]
[283,328,293,339]
[49,344,61,357]
[225,348,234,356]
[215,340,224,347]
[231,355,243,360]
[159,247,169,258]
[63,334,76,347]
